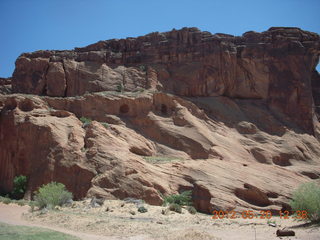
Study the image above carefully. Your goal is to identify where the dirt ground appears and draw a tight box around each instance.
[0,201,319,240]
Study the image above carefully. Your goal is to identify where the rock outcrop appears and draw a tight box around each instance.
[1,90,320,213]
[11,27,320,134]
[1,27,320,213]
[0,95,95,199]
[0,77,11,94]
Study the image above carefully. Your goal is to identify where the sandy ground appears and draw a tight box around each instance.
[0,200,319,240]
[0,203,115,240]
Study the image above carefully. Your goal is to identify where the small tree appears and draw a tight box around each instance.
[34,182,73,209]
[11,175,27,199]
[290,182,320,222]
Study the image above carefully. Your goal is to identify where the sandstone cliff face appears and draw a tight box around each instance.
[0,96,95,199]
[0,77,11,94]
[1,27,320,213]
[1,91,320,213]
[12,27,320,134]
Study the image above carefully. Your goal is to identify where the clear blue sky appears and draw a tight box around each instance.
[0,0,319,77]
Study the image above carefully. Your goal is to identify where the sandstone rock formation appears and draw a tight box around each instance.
[0,77,11,94]
[11,27,320,135]
[1,27,320,213]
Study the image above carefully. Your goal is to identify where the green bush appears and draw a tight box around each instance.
[34,182,73,209]
[168,203,182,213]
[11,175,27,199]
[187,206,197,214]
[163,190,192,206]
[79,117,92,126]
[15,199,28,206]
[137,206,148,213]
[101,122,109,129]
[116,83,124,93]
[290,182,320,222]
[139,65,146,72]
[0,196,12,205]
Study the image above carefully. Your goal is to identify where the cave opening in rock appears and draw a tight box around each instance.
[19,99,34,112]
[4,99,17,111]
[161,104,168,114]
[119,104,129,114]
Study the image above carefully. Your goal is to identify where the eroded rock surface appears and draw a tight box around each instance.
[0,77,11,94]
[11,27,320,134]
[1,91,320,213]
[1,27,320,213]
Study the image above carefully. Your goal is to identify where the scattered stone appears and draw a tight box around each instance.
[63,199,74,207]
[276,229,295,237]
[161,208,170,215]
[123,198,144,206]
[168,203,182,214]
[187,206,197,215]
[54,206,62,211]
[129,210,136,215]
[39,208,49,215]
[90,197,104,208]
[137,206,148,213]
[268,223,276,227]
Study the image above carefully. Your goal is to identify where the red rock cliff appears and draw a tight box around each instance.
[11,27,320,134]
[1,27,320,213]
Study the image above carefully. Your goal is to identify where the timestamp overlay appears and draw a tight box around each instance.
[212,210,308,220]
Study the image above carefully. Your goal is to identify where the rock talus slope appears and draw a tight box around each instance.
[1,27,320,213]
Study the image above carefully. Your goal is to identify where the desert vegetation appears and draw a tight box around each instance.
[11,175,27,200]
[290,181,320,222]
[79,117,92,126]
[162,190,197,214]
[143,156,182,164]
[33,182,73,209]
[116,82,124,93]
[0,175,28,205]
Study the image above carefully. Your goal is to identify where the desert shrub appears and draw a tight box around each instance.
[11,175,27,199]
[116,83,124,93]
[101,122,109,129]
[79,117,92,126]
[290,182,320,222]
[139,65,146,72]
[15,199,28,206]
[168,203,182,213]
[133,87,145,93]
[187,206,197,214]
[137,206,148,213]
[161,208,170,215]
[34,182,73,209]
[0,196,11,204]
[163,190,192,206]
[143,156,182,164]
[81,147,86,152]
